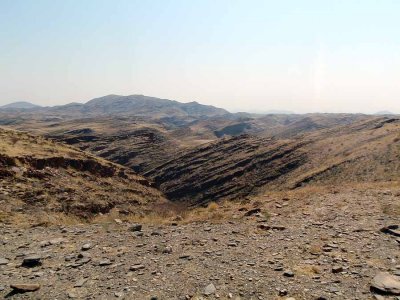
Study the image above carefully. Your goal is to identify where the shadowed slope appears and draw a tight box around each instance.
[146,117,400,205]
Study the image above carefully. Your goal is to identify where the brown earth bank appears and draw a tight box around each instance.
[0,128,167,221]
[0,184,399,299]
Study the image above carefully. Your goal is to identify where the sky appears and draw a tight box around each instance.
[1,0,399,114]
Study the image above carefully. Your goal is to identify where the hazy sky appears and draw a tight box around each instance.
[1,0,399,113]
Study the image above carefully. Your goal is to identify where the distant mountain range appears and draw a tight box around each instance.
[2,96,397,117]
[374,111,397,115]
[1,95,229,118]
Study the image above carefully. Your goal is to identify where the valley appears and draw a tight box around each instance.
[0,95,399,299]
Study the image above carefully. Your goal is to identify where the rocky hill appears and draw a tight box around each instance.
[146,116,400,205]
[0,128,166,223]
[80,94,229,117]
[0,101,41,110]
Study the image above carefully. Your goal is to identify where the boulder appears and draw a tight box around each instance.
[371,272,400,295]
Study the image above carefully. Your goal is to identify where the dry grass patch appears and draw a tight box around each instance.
[382,203,400,216]
[294,265,323,276]
[3,212,83,228]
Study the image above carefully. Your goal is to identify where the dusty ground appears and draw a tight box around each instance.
[1,186,399,300]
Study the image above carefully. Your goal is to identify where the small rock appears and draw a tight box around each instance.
[332,266,343,274]
[81,243,92,251]
[283,270,295,277]
[67,290,78,298]
[39,241,51,247]
[114,291,124,298]
[278,289,288,296]
[99,259,112,266]
[49,237,65,245]
[74,279,88,288]
[204,283,216,295]
[130,264,145,271]
[258,224,286,231]
[21,255,41,268]
[77,252,91,259]
[244,208,261,217]
[272,225,286,231]
[162,245,173,254]
[129,224,142,232]
[10,283,40,292]
[0,258,9,265]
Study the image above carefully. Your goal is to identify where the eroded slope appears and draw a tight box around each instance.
[0,128,166,223]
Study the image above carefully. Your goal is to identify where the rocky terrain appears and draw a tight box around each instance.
[0,96,399,299]
[0,185,399,299]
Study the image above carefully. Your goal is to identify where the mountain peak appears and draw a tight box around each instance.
[82,94,229,117]
[1,101,41,109]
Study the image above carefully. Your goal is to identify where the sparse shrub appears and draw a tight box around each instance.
[207,202,219,211]
[382,203,400,216]
[208,211,224,221]
[308,244,322,255]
